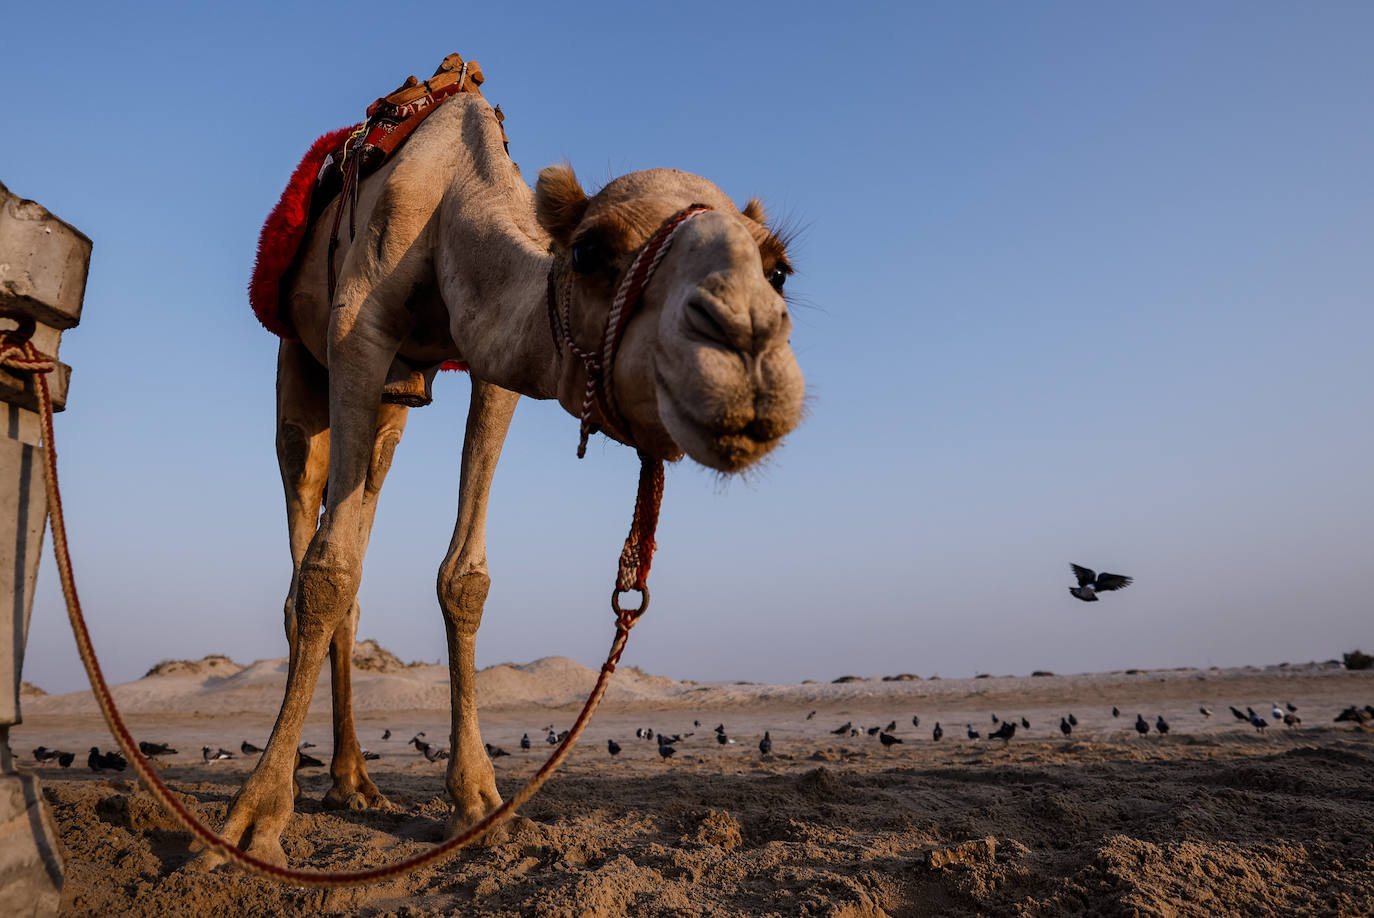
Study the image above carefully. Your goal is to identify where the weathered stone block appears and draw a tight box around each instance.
[0,182,90,330]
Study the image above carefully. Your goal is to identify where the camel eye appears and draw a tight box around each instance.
[570,236,607,275]
[767,264,790,292]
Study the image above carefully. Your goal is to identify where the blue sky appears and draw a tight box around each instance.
[6,3,1371,693]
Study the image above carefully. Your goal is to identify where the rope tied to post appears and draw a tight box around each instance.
[0,308,666,887]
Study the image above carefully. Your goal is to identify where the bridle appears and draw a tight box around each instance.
[547,203,712,458]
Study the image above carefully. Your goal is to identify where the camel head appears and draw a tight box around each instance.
[535,166,805,474]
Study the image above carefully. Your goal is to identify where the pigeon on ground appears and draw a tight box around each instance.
[1271,703,1284,721]
[1112,707,1120,718]
[58,751,75,768]
[1286,702,1298,713]
[966,725,980,740]
[831,722,852,736]
[546,731,558,745]
[658,743,675,760]
[485,744,509,758]
[1021,717,1031,729]
[885,720,897,732]
[1200,706,1212,718]
[932,723,944,741]
[1068,713,1079,727]
[806,711,816,720]
[991,713,999,724]
[296,750,325,768]
[716,732,729,745]
[1069,563,1133,602]
[878,731,903,748]
[989,721,1015,742]
[382,729,391,741]
[759,732,772,755]
[90,747,128,772]
[1060,718,1072,737]
[608,738,621,756]
[422,744,448,762]
[33,746,58,762]
[520,733,531,750]
[202,747,233,762]
[1230,706,1249,722]
[1283,712,1301,728]
[1156,715,1169,735]
[300,741,317,749]
[241,741,263,755]
[1135,715,1150,736]
[866,725,881,736]
[911,714,920,728]
[1249,713,1269,732]
[138,741,177,757]
[362,750,380,760]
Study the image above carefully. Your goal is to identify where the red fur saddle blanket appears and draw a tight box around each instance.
[248,54,498,374]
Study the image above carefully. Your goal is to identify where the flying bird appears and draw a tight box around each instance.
[1069,563,1133,602]
[759,732,772,755]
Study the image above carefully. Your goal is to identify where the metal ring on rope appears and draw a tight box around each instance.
[0,330,666,887]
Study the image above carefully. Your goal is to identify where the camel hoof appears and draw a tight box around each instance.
[444,810,529,848]
[323,786,396,812]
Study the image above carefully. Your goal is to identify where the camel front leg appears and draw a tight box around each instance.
[323,401,406,811]
[438,379,520,839]
[196,304,399,870]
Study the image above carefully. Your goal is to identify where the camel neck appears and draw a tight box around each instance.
[438,200,561,401]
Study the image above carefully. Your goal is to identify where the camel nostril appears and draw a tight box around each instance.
[684,296,734,346]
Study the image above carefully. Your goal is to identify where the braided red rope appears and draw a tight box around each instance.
[0,318,663,887]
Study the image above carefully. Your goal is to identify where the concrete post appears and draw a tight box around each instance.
[0,179,90,918]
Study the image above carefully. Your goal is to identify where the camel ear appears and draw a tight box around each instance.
[741,197,768,225]
[536,164,590,248]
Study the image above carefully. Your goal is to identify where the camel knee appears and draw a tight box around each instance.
[296,560,361,634]
[439,570,490,636]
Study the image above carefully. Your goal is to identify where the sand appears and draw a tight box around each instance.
[10,653,1374,917]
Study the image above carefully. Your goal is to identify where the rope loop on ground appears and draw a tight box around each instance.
[0,334,661,887]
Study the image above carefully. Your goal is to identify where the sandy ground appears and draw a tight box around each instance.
[10,656,1374,917]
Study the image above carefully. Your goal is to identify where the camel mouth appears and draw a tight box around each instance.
[654,369,789,474]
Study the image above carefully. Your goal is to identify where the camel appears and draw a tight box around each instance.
[199,91,804,868]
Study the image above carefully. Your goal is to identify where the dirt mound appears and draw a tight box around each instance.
[351,638,408,673]
[19,681,46,697]
[142,655,243,679]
